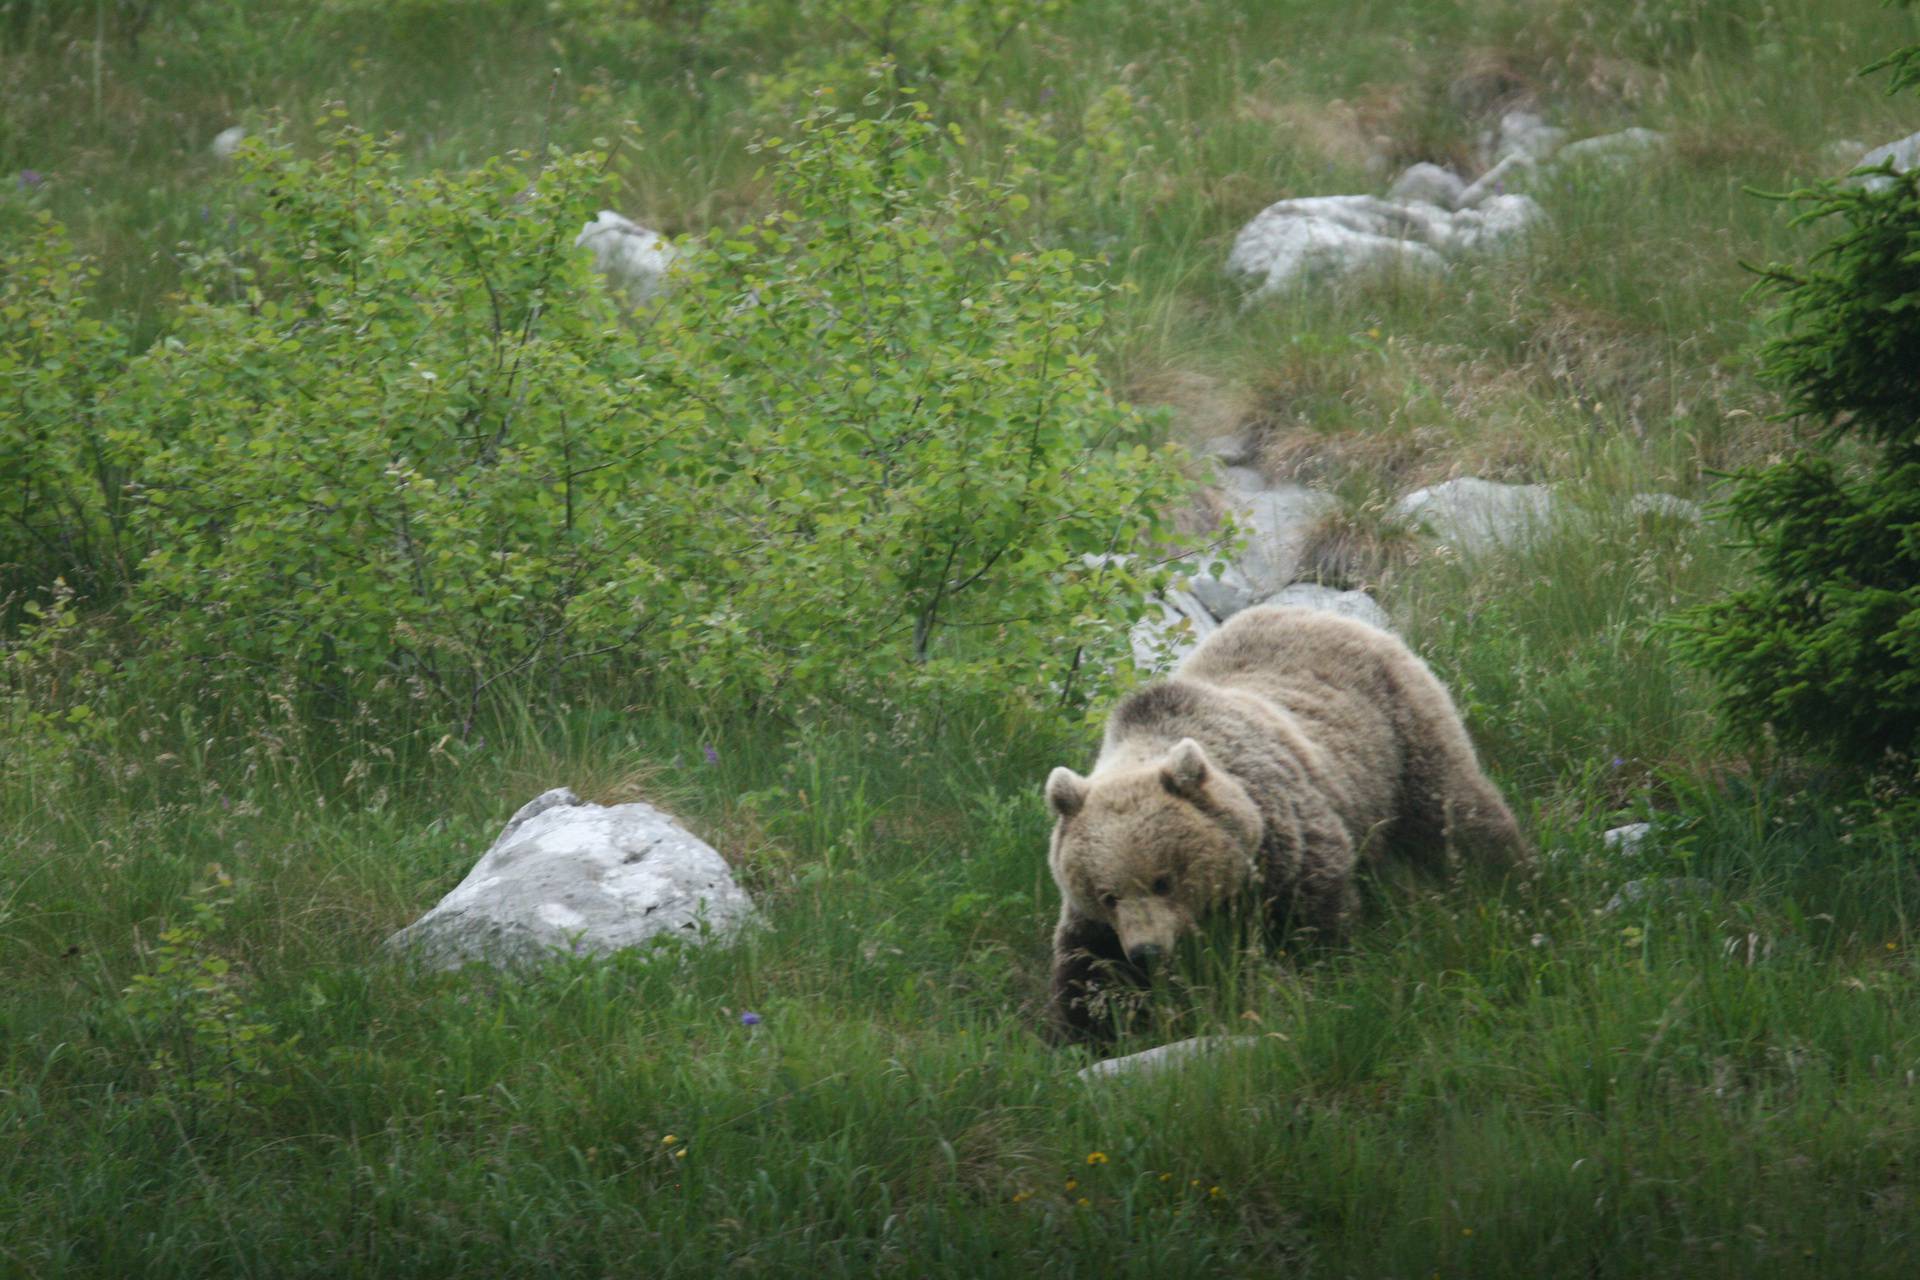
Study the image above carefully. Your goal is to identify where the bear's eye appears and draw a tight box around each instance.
[1100,892,1118,911]
[1152,875,1172,896]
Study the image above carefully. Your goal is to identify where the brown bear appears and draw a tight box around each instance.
[1044,604,1525,1042]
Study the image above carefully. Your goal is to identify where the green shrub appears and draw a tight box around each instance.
[113,122,654,732]
[0,219,131,598]
[576,102,1194,707]
[1672,25,1920,769]
[63,107,1187,732]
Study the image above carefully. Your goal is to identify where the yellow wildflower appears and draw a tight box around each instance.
[1085,1152,1109,1166]
[1064,1178,1078,1192]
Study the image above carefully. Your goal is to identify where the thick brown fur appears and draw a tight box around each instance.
[1045,605,1525,1043]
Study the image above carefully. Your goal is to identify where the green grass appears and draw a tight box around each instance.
[7,0,1920,1274]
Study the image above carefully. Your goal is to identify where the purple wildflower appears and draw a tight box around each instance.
[739,1011,761,1027]
[702,743,719,766]
[1610,756,1625,769]
[18,170,44,190]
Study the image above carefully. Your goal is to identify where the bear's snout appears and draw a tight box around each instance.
[1125,941,1164,968]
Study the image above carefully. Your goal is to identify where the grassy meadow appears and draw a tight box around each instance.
[5,1,1920,1275]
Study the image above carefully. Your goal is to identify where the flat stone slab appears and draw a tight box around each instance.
[1395,476,1556,554]
[1077,1035,1263,1083]
[387,788,755,969]
[1262,583,1392,631]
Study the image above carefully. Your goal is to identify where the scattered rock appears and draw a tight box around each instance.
[1393,477,1556,554]
[575,211,677,304]
[1556,128,1669,170]
[210,126,247,159]
[1854,129,1920,191]
[1602,821,1654,854]
[1628,492,1703,525]
[1602,876,1715,916]
[1077,1035,1263,1082]
[1216,464,1270,494]
[1222,481,1339,595]
[1186,565,1260,621]
[1482,110,1574,167]
[1457,152,1538,208]
[386,788,756,969]
[1388,162,1467,210]
[1226,196,1448,297]
[1440,193,1545,253]
[1130,586,1219,673]
[1263,583,1392,631]
[1200,432,1259,468]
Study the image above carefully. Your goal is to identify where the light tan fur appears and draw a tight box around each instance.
[1045,605,1525,1041]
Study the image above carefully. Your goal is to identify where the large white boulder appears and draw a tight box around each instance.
[1263,583,1392,631]
[1227,190,1545,299]
[1556,127,1669,170]
[387,788,755,969]
[1387,162,1468,210]
[1395,477,1556,554]
[1226,196,1448,297]
[575,211,678,304]
[1854,129,1920,191]
[1221,481,1339,595]
[1485,110,1570,166]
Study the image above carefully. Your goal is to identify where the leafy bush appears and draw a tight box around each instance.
[0,219,131,597]
[1672,27,1920,769]
[32,107,1188,732]
[577,102,1192,706]
[115,869,289,1137]
[113,122,654,732]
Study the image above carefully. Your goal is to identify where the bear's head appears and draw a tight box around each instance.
[1045,738,1264,969]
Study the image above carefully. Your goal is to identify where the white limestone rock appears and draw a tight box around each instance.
[210,125,248,159]
[575,211,678,304]
[1628,492,1703,524]
[1853,129,1920,192]
[1217,464,1270,494]
[1221,481,1339,595]
[1187,564,1260,621]
[1131,587,1220,673]
[1227,184,1546,299]
[1226,196,1447,298]
[1602,876,1715,916]
[1395,477,1556,554]
[1388,162,1467,210]
[1438,193,1545,253]
[1602,821,1654,854]
[1556,128,1669,170]
[387,788,756,969]
[1479,110,1569,167]
[1077,1035,1262,1083]
[1458,152,1539,208]
[1262,583,1392,631]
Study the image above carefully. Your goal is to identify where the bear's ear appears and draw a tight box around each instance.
[1046,767,1089,819]
[1160,738,1211,798]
